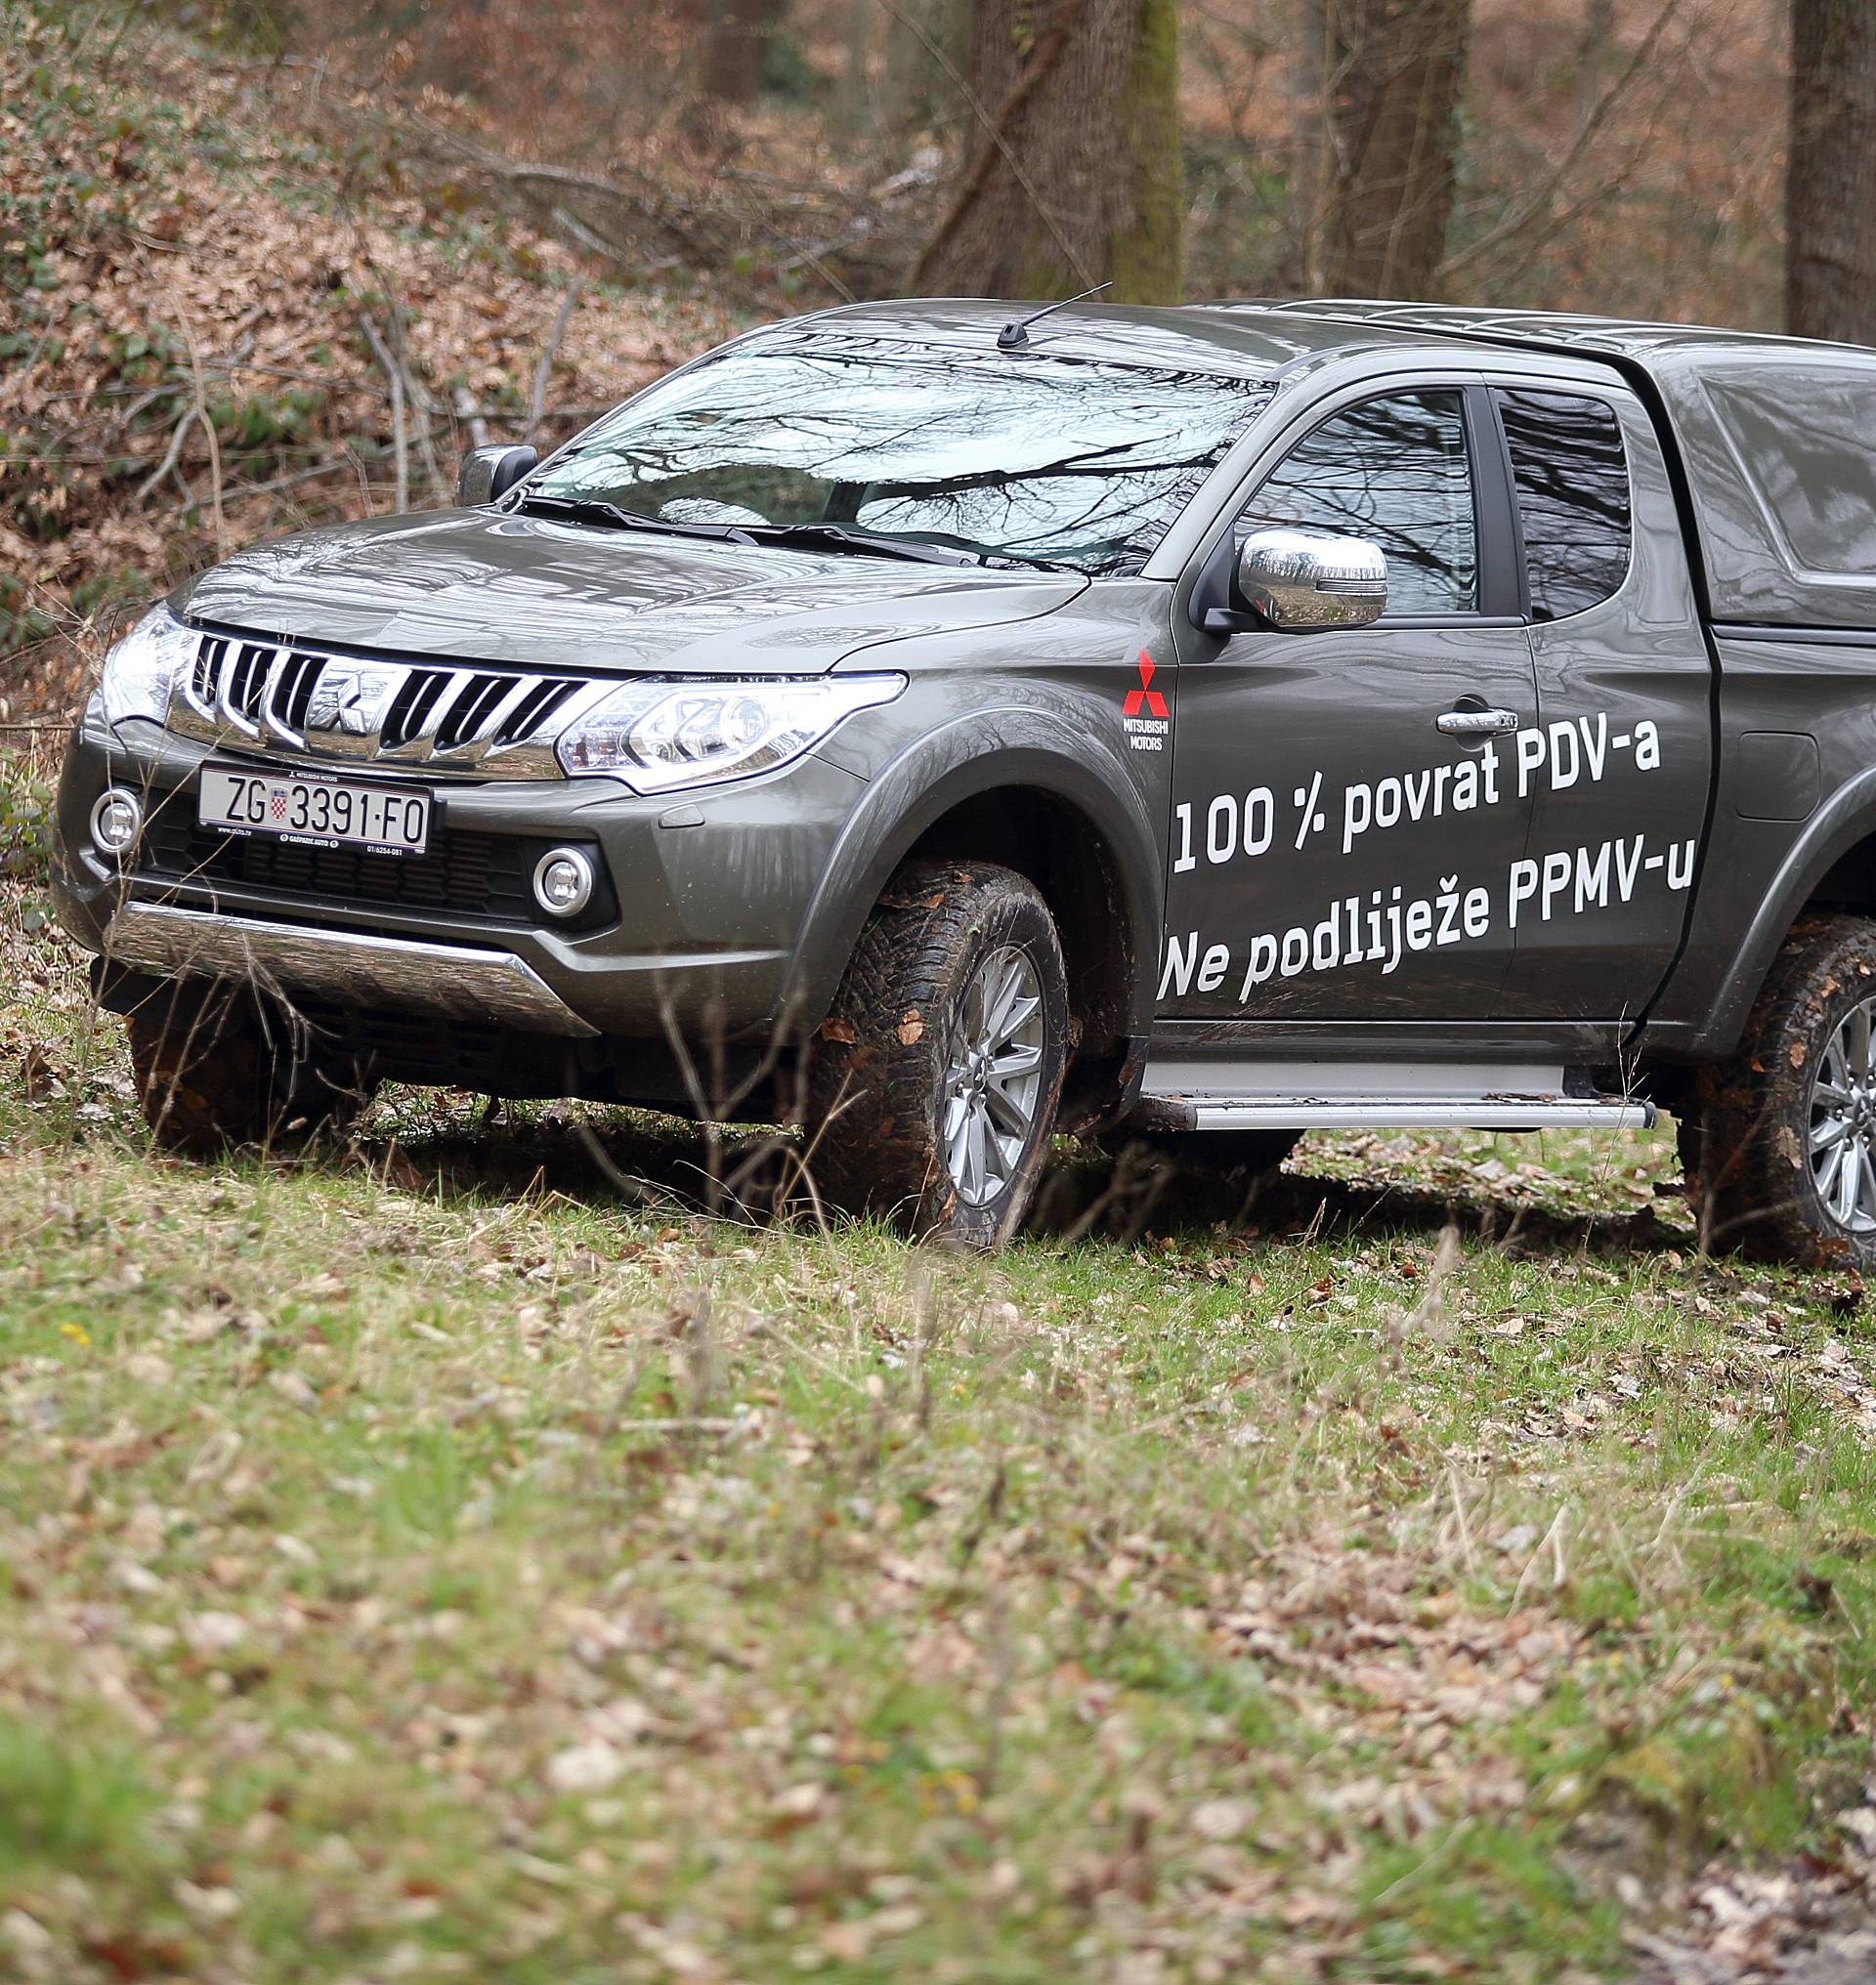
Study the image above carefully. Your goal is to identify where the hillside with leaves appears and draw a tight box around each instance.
[0,1,735,720]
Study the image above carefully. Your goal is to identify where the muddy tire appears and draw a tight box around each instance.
[127,986,375,1155]
[1681,914,1876,1266]
[806,859,1069,1249]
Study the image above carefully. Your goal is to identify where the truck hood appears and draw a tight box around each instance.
[173,509,1087,675]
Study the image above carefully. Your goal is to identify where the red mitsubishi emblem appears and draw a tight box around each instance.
[1123,649,1170,718]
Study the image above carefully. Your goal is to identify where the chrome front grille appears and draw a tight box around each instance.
[168,635,611,779]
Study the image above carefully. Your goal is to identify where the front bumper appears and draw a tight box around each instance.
[53,708,869,1040]
[103,903,598,1036]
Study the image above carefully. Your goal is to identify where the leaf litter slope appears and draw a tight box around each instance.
[0,0,735,718]
[2,876,1876,1980]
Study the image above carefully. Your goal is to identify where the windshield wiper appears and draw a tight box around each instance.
[516,498,1046,571]
[980,550,1085,574]
[511,494,752,543]
[736,523,979,567]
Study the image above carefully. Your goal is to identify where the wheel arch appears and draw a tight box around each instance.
[775,709,1163,1075]
[1684,772,1876,1057]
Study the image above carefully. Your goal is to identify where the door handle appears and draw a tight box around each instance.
[1435,706,1519,737]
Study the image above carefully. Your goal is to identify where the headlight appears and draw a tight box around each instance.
[556,674,905,790]
[93,603,195,728]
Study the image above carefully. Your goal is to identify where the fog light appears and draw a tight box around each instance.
[90,787,143,859]
[533,847,595,919]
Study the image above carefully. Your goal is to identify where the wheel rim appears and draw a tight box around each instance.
[1812,996,1876,1232]
[941,945,1045,1207]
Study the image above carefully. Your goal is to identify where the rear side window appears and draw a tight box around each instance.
[1496,390,1632,621]
[1242,390,1478,614]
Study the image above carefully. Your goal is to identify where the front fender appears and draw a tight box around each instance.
[777,706,1164,1040]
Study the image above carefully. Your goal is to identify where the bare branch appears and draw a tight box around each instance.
[1436,0,1684,285]
[358,316,409,513]
[528,280,583,446]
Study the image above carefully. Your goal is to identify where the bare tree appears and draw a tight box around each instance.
[875,0,970,139]
[1788,0,1876,343]
[911,0,1183,304]
[1291,0,1471,299]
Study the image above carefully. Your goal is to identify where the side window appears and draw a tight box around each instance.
[1241,391,1479,615]
[1496,389,1632,620]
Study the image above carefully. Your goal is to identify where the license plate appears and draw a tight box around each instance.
[198,767,432,857]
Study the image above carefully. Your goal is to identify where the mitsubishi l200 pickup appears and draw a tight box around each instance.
[49,298,1876,1256]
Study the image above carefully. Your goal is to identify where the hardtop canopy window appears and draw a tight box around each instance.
[1239,390,1480,615]
[521,333,1271,575]
[1704,366,1876,577]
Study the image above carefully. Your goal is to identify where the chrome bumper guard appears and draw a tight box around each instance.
[102,904,599,1037]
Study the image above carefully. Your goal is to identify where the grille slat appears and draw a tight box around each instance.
[277,653,324,733]
[381,668,450,750]
[191,637,225,707]
[230,644,270,720]
[172,637,596,780]
[494,678,579,746]
[434,673,511,753]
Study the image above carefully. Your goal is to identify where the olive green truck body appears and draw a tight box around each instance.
[52,299,1876,1252]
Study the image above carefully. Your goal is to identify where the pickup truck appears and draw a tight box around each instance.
[49,298,1876,1258]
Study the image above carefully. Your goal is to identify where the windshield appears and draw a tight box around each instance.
[519,333,1271,574]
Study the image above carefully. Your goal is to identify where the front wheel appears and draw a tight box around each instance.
[1683,914,1876,1266]
[127,984,375,1155]
[807,859,1069,1248]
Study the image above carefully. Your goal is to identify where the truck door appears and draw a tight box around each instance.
[1486,384,1713,1020]
[1160,385,1540,1021]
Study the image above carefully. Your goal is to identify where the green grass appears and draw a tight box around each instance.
[2,880,1875,1981]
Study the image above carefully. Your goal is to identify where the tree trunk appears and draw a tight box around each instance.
[911,0,1184,305]
[1788,0,1876,343]
[879,0,969,137]
[693,0,784,104]
[1286,0,1332,289]
[1297,0,1471,301]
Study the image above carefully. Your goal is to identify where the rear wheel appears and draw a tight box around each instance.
[1682,914,1876,1266]
[807,860,1069,1248]
[127,984,375,1155]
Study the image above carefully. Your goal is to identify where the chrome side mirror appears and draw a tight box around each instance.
[1238,526,1387,632]
[457,443,537,507]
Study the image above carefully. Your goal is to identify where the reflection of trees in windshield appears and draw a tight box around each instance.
[530,338,1269,573]
[1242,392,1479,613]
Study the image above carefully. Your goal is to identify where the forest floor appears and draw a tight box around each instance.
[7,860,1876,1984]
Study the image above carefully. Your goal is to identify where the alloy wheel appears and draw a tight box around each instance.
[1811,996,1876,1231]
[941,945,1045,1206]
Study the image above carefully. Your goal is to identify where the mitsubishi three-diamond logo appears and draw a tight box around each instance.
[306,663,396,746]
[1123,651,1169,717]
[1122,648,1171,752]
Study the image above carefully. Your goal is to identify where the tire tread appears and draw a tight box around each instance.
[807,859,1067,1246]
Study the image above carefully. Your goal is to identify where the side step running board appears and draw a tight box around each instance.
[1152,1095,1653,1132]
[1133,1060,1654,1134]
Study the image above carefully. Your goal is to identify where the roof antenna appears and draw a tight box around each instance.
[998,280,1113,351]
